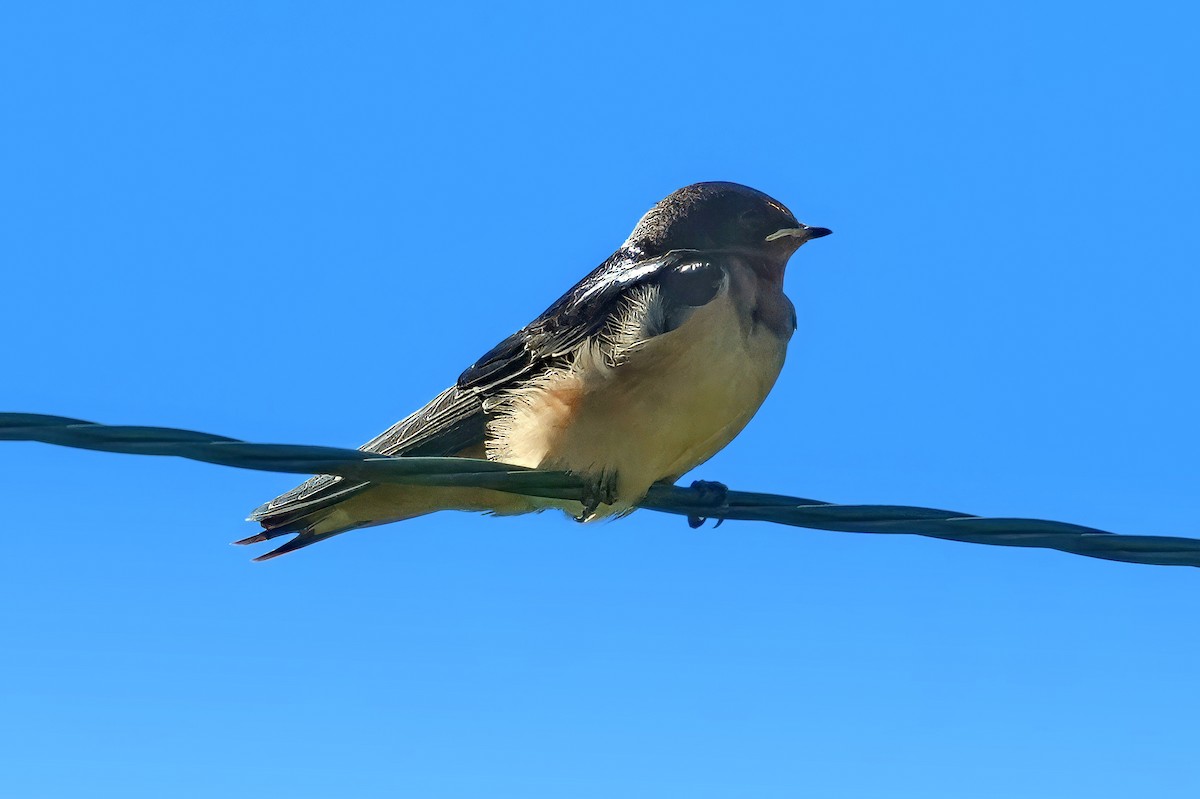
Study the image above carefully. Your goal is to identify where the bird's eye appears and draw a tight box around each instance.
[738,208,765,229]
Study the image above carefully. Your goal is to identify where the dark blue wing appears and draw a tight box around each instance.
[458,249,723,391]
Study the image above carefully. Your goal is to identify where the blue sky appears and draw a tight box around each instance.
[3,2,1199,797]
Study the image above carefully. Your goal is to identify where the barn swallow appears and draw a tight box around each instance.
[241,181,831,559]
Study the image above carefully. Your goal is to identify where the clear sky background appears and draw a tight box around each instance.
[3,2,1199,797]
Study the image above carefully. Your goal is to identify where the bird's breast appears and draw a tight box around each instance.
[487,271,793,513]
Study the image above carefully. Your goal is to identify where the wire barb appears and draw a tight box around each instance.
[3,412,1198,567]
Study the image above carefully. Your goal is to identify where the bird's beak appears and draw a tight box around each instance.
[765,225,832,243]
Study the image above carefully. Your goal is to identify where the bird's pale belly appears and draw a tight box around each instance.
[488,291,790,514]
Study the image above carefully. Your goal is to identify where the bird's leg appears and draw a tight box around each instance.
[687,479,729,529]
[576,468,619,521]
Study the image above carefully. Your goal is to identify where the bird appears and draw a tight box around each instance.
[239,181,831,560]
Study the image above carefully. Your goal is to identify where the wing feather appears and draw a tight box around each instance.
[249,386,484,524]
[458,249,720,391]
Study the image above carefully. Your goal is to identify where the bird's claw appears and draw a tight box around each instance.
[577,469,619,521]
[687,479,728,528]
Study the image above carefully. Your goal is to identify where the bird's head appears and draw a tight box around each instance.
[624,181,831,259]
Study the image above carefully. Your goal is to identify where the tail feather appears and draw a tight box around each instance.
[239,386,492,561]
[236,482,552,560]
[251,529,347,561]
[233,510,334,555]
[232,526,294,546]
[237,482,368,559]
[234,485,417,561]
[234,512,358,561]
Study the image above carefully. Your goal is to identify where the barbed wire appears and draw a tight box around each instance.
[2,412,1197,567]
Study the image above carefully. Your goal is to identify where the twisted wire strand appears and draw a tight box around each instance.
[3,412,1197,567]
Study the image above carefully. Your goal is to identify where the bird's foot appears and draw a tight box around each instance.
[687,479,729,529]
[576,469,619,521]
